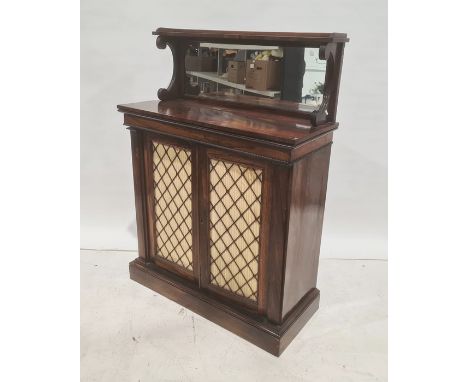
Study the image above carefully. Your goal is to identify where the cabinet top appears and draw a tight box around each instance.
[117,99,337,146]
[153,28,349,44]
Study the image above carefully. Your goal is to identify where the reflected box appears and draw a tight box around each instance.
[245,59,282,91]
[185,55,217,72]
[227,60,246,84]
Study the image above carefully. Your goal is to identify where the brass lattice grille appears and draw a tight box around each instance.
[209,158,263,301]
[152,141,193,271]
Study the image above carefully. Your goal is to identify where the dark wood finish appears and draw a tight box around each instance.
[153,28,349,127]
[190,92,320,118]
[120,104,335,355]
[118,28,347,356]
[130,257,320,356]
[197,145,210,290]
[118,100,337,148]
[129,128,150,261]
[265,164,292,324]
[290,132,333,161]
[326,43,345,123]
[123,111,292,163]
[153,27,349,44]
[282,144,332,317]
[155,37,187,101]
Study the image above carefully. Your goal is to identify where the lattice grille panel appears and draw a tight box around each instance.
[209,159,263,301]
[152,141,193,271]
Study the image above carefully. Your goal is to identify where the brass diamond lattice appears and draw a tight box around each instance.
[152,141,193,271]
[209,158,263,301]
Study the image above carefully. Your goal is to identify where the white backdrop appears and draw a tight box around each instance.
[81,0,387,259]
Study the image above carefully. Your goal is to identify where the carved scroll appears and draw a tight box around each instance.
[310,42,345,128]
[311,43,336,127]
[311,93,329,126]
[156,36,187,101]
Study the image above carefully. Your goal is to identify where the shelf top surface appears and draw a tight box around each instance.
[153,28,349,44]
[186,71,280,97]
[117,99,337,146]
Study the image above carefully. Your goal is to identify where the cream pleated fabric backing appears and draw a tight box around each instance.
[153,141,193,271]
[209,158,263,301]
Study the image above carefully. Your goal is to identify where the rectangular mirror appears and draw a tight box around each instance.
[184,43,326,112]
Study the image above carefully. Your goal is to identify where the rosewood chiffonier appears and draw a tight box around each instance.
[117,28,349,356]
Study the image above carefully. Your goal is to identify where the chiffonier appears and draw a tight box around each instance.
[117,28,349,356]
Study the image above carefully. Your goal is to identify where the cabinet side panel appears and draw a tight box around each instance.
[282,144,332,318]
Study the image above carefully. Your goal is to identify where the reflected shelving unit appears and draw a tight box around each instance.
[186,42,282,98]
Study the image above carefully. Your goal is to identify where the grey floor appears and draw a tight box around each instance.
[81,250,387,381]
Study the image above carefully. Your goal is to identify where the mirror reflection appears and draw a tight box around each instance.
[184,43,326,109]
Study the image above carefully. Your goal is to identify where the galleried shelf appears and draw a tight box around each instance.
[117,28,349,356]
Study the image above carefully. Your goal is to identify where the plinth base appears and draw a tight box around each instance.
[129,258,320,356]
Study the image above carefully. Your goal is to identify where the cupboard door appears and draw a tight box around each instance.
[146,134,198,281]
[201,149,269,309]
